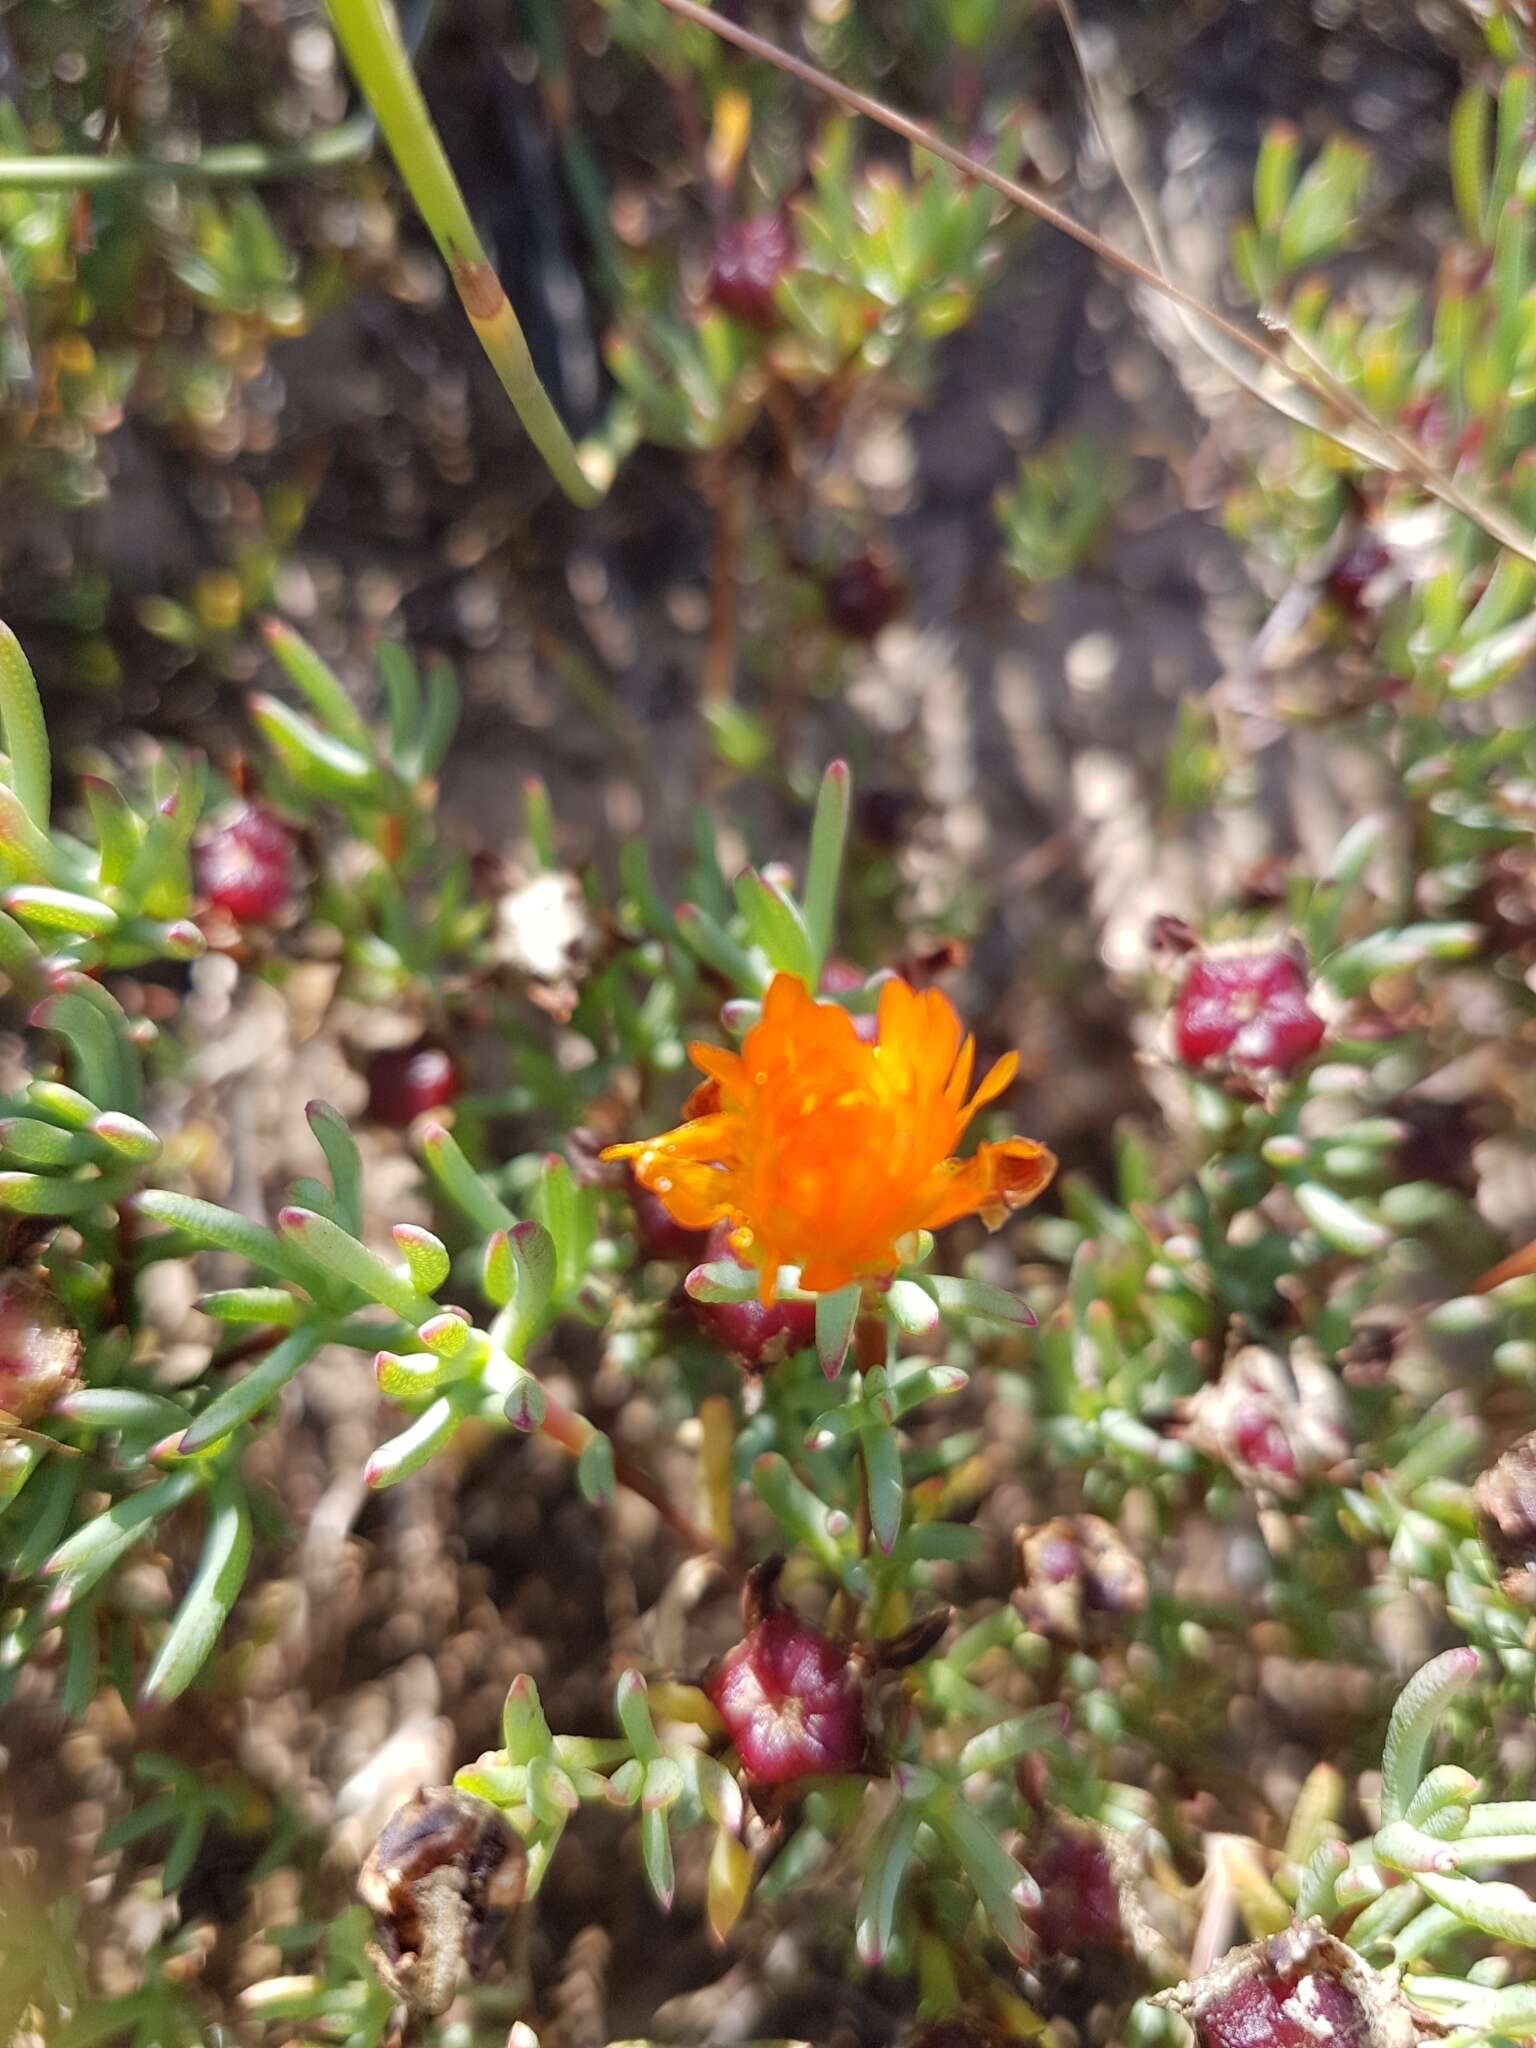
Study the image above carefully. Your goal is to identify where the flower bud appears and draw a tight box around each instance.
[707,215,795,328]
[193,803,295,926]
[819,959,880,1043]
[707,1610,868,1790]
[1012,1515,1148,1648]
[1182,1341,1349,1499]
[1173,947,1325,1076]
[0,1272,81,1424]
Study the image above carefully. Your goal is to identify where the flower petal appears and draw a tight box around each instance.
[688,1042,749,1105]
[603,1111,742,1167]
[913,1137,1057,1233]
[632,1154,739,1229]
[963,1048,1019,1119]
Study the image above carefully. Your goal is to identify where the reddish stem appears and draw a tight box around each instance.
[539,1389,724,1562]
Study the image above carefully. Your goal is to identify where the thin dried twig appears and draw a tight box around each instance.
[653,0,1274,364]
[651,0,1536,572]
[1050,0,1536,571]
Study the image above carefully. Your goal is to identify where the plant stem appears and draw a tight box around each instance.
[702,455,743,702]
[0,117,376,190]
[325,0,609,508]
[538,1388,724,1561]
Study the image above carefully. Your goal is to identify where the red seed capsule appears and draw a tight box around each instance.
[707,215,796,328]
[1172,1936,1378,2048]
[367,1042,462,1128]
[1325,533,1392,617]
[193,804,295,925]
[630,1174,710,1265]
[1173,948,1325,1076]
[1019,1821,1124,1956]
[690,1290,817,1370]
[707,1611,868,1788]
[688,1229,816,1369]
[823,551,906,641]
[1231,1411,1300,1483]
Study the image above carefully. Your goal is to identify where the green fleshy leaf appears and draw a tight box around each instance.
[306,1102,364,1235]
[855,1797,922,1967]
[815,1283,861,1380]
[180,1324,327,1454]
[139,1478,253,1706]
[861,1422,903,1554]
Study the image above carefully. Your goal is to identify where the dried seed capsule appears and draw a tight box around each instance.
[357,1788,524,2017]
[0,1271,81,1425]
[1475,1431,1536,1602]
[492,870,600,992]
[1013,1514,1148,1648]
[1181,1342,1350,1500]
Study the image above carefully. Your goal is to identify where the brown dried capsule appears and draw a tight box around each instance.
[357,1788,524,2017]
[1476,1431,1536,1603]
[1012,1514,1148,1647]
[1181,1341,1350,1500]
[0,1271,81,1426]
[1147,913,1201,959]
[902,2023,1031,2048]
[1338,1317,1405,1386]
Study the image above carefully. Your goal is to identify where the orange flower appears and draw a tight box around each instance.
[604,972,1056,1299]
